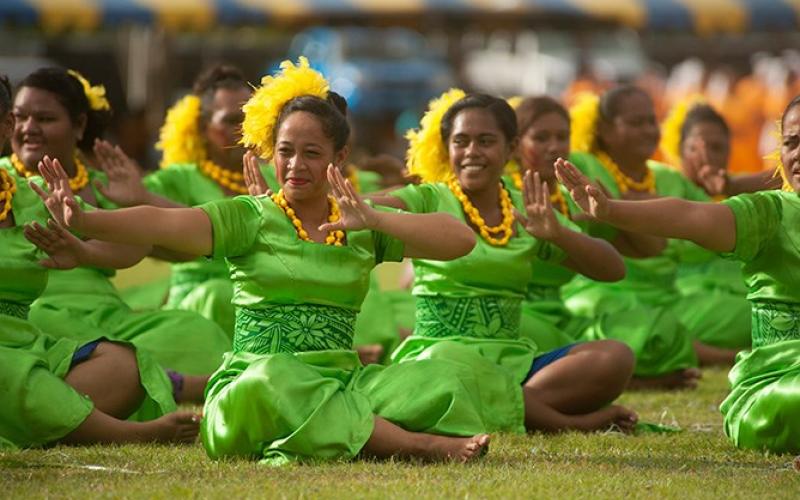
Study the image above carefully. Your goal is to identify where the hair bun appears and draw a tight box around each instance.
[326,91,348,117]
[193,65,247,95]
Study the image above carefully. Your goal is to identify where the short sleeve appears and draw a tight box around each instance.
[143,165,194,205]
[721,191,782,262]
[367,205,405,264]
[199,196,263,258]
[389,183,440,214]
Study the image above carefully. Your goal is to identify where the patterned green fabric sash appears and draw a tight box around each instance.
[0,300,29,320]
[414,295,521,339]
[751,302,800,348]
[524,285,561,303]
[234,304,356,355]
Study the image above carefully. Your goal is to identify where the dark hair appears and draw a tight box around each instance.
[782,95,800,129]
[440,94,517,144]
[598,85,651,123]
[0,75,11,115]
[274,92,350,151]
[193,65,249,125]
[516,96,569,136]
[18,67,111,151]
[680,104,729,148]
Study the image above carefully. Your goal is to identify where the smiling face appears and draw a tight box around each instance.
[204,86,251,166]
[11,87,85,170]
[273,110,348,202]
[448,107,514,193]
[680,121,730,183]
[781,104,800,192]
[599,92,660,166]
[517,111,570,184]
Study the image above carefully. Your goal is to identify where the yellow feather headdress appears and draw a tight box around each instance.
[405,88,466,183]
[659,94,707,168]
[767,120,793,192]
[569,92,600,153]
[156,95,205,168]
[67,69,111,112]
[241,57,329,160]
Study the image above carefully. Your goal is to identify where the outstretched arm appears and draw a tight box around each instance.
[321,165,475,260]
[557,159,736,253]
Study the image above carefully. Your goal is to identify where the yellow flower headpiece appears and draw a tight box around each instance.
[67,69,110,112]
[503,96,523,177]
[241,57,329,160]
[405,88,466,183]
[569,92,600,153]
[767,120,793,192]
[506,96,523,110]
[156,95,205,168]
[659,94,707,168]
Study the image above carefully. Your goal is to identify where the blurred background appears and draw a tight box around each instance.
[2,0,799,173]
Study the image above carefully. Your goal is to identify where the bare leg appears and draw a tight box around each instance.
[60,409,200,445]
[693,340,738,366]
[64,341,146,419]
[628,368,702,390]
[356,345,384,365]
[361,417,490,463]
[175,375,211,404]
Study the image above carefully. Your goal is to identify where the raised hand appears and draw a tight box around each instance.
[319,164,379,232]
[23,220,84,269]
[554,157,610,220]
[516,170,562,240]
[93,139,149,206]
[28,156,86,230]
[687,138,727,196]
[243,151,271,196]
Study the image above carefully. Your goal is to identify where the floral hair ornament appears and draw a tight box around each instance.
[659,94,707,168]
[405,88,466,183]
[67,69,110,112]
[241,57,329,160]
[568,92,600,153]
[156,95,205,168]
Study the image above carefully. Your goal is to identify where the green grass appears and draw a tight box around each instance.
[2,368,798,499]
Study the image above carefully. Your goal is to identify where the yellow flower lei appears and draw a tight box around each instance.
[199,160,247,195]
[406,88,466,183]
[595,151,655,194]
[448,178,514,246]
[67,70,111,111]
[510,171,569,216]
[569,92,600,154]
[659,94,706,168]
[0,168,17,223]
[241,57,329,160]
[156,95,206,168]
[271,189,344,245]
[10,153,89,192]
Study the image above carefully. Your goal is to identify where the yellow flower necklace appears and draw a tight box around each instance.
[198,160,248,195]
[10,153,89,192]
[511,171,569,216]
[596,151,655,194]
[0,168,17,223]
[271,189,345,246]
[448,178,515,246]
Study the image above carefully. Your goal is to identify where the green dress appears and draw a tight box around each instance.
[141,163,280,336]
[389,182,566,384]
[719,190,800,453]
[19,165,230,375]
[0,163,175,449]
[198,195,524,465]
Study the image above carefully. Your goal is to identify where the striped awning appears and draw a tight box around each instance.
[1,0,798,34]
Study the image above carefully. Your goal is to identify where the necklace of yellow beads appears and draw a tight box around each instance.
[271,189,345,246]
[448,177,515,246]
[10,152,89,192]
[0,168,17,223]
[198,160,248,195]
[511,171,569,217]
[595,151,655,194]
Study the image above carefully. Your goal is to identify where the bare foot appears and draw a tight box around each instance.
[145,411,201,443]
[628,368,701,390]
[693,341,739,367]
[357,344,384,365]
[176,375,210,404]
[424,434,491,463]
[575,405,638,433]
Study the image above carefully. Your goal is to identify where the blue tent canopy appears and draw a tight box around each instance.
[0,0,797,34]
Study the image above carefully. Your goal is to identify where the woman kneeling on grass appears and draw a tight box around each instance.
[32,59,537,465]
[554,95,800,454]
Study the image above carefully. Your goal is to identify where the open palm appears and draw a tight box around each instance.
[93,139,148,206]
[28,155,87,231]
[554,158,610,220]
[518,170,561,240]
[23,220,83,269]
[319,164,378,232]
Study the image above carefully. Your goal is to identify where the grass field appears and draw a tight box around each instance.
[2,367,798,498]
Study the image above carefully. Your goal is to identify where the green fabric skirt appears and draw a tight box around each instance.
[519,285,587,353]
[201,305,524,466]
[165,266,235,339]
[29,268,230,375]
[0,309,176,448]
[721,302,800,453]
